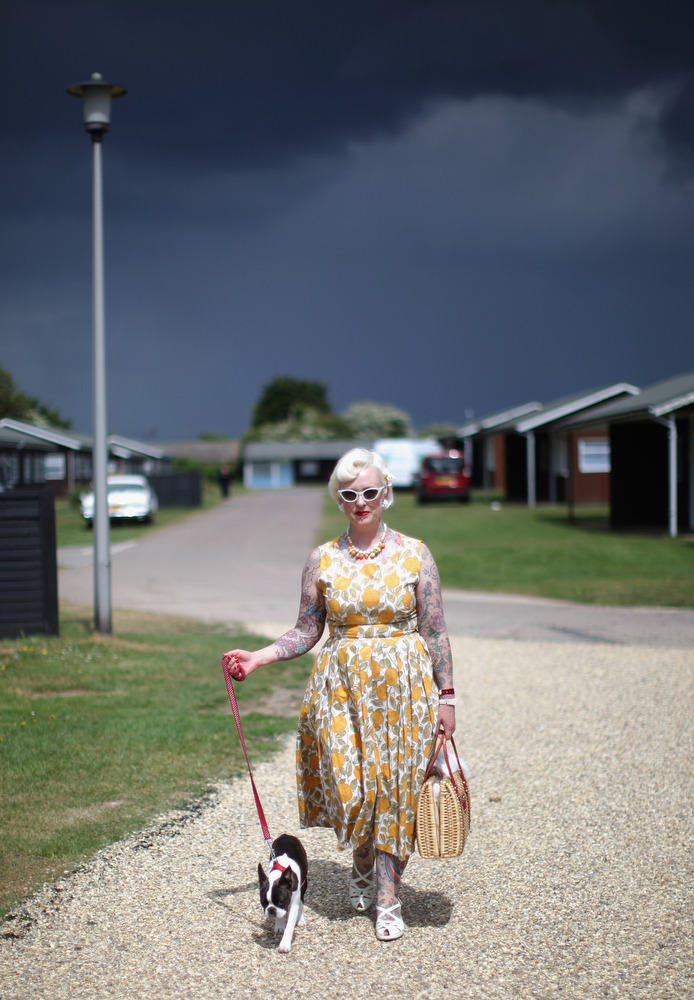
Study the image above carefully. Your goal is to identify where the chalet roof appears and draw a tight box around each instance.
[0,418,82,451]
[457,402,542,438]
[108,435,166,460]
[244,439,371,461]
[0,423,171,460]
[159,440,239,464]
[560,371,694,428]
[515,383,640,433]
[66,430,167,459]
[456,384,639,439]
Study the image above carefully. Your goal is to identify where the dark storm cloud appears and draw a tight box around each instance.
[2,0,693,440]
[2,0,694,171]
[659,72,694,169]
[127,1,694,168]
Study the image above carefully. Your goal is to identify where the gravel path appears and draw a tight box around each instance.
[5,493,693,997]
[2,634,692,999]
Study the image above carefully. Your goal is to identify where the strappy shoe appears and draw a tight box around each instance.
[349,864,376,911]
[375,901,404,941]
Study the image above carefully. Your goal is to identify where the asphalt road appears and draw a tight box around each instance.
[8,489,690,1000]
[59,488,694,648]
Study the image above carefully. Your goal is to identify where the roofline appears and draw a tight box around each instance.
[458,402,542,437]
[107,435,166,459]
[516,384,640,432]
[0,418,82,450]
[650,391,694,417]
[243,439,372,459]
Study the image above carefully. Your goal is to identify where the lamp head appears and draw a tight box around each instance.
[67,72,126,137]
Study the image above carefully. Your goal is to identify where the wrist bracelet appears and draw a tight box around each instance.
[440,688,455,696]
[439,697,457,706]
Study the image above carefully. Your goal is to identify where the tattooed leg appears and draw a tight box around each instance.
[375,849,408,907]
[350,838,376,911]
[353,838,374,876]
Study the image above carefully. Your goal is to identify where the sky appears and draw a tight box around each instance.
[2,0,694,442]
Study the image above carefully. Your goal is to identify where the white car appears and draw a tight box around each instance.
[80,474,158,525]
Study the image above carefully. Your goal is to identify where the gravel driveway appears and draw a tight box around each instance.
[2,492,692,999]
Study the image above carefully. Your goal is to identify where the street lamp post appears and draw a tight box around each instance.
[67,73,126,635]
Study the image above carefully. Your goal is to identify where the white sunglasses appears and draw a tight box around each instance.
[337,486,386,503]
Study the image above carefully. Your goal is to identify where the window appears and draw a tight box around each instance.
[423,456,465,474]
[44,453,66,480]
[74,454,92,481]
[0,454,18,487]
[23,453,45,483]
[578,439,610,474]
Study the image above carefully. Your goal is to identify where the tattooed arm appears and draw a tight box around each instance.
[415,543,456,737]
[222,547,326,680]
[273,547,326,659]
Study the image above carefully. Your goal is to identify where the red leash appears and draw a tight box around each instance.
[221,658,275,857]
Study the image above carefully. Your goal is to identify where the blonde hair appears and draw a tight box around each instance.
[328,448,394,506]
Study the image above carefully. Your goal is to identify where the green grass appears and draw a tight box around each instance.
[320,492,694,607]
[0,606,313,918]
[56,481,230,548]
[4,485,691,918]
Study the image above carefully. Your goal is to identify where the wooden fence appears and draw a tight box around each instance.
[0,487,59,637]
[148,472,202,508]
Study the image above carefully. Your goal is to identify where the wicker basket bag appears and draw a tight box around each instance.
[416,734,471,859]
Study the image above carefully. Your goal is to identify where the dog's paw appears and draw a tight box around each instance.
[278,938,292,954]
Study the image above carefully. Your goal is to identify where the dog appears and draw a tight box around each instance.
[258,834,308,953]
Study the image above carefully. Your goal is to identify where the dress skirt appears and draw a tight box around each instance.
[296,533,437,861]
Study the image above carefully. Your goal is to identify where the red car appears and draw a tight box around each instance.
[415,452,471,503]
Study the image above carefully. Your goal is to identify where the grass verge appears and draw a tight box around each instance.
[55,482,231,548]
[0,605,312,919]
[4,487,691,918]
[321,492,694,607]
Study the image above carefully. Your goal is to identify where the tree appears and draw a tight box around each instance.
[249,407,351,442]
[418,422,459,439]
[251,376,332,429]
[341,401,413,439]
[31,403,72,430]
[0,366,72,428]
[0,367,33,421]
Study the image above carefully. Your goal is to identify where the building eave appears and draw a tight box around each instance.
[458,402,542,437]
[516,384,640,433]
[107,435,166,460]
[650,391,694,418]
[0,418,82,450]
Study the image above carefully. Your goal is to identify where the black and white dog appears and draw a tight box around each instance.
[258,834,308,953]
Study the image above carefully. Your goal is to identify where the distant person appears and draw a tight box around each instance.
[218,465,232,499]
[222,448,457,942]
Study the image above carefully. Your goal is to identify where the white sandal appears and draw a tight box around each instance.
[349,863,376,911]
[375,901,404,941]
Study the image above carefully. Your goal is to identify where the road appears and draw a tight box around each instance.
[4,488,688,1000]
[59,488,694,647]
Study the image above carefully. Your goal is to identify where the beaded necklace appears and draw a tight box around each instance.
[345,526,387,560]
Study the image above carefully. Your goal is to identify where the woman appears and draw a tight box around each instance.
[222,448,457,941]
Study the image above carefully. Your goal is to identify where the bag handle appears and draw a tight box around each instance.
[424,732,472,827]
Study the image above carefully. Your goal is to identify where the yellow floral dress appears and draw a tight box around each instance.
[296,530,437,861]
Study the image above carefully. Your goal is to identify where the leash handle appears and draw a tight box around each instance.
[222,658,274,855]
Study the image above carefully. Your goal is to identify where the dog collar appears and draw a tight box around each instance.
[271,860,288,873]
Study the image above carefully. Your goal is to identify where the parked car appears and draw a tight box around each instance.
[415,452,471,503]
[80,474,158,525]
